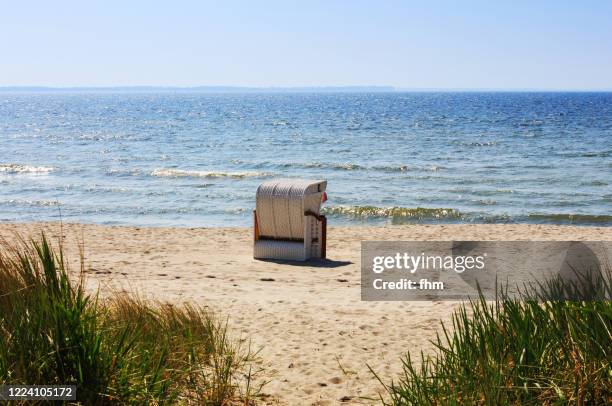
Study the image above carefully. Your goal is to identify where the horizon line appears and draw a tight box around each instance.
[1,85,611,93]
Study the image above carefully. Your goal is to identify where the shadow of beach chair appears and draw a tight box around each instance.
[253,179,327,261]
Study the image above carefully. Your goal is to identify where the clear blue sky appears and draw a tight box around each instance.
[1,0,611,89]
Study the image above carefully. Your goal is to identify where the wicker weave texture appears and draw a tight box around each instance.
[256,179,326,240]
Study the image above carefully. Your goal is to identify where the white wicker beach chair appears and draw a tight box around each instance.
[253,179,327,261]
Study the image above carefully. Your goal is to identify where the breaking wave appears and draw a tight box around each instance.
[277,162,366,170]
[321,206,612,225]
[0,164,53,174]
[151,168,272,179]
[1,199,60,207]
[373,164,443,172]
[322,205,461,220]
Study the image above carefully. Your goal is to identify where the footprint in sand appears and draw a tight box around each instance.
[329,377,342,384]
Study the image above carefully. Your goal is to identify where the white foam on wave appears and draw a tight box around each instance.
[151,168,271,179]
[0,164,53,174]
[4,199,59,207]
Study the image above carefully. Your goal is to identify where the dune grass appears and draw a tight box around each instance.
[0,233,260,405]
[377,268,612,405]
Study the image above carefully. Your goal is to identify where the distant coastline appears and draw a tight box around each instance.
[0,85,396,93]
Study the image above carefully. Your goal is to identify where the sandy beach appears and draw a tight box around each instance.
[1,222,610,405]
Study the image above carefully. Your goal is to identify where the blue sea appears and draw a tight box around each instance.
[1,91,611,227]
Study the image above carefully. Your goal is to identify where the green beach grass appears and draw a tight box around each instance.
[376,267,612,405]
[0,234,261,405]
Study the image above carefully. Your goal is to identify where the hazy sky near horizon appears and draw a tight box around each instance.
[1,1,611,89]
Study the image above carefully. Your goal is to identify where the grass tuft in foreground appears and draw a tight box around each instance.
[377,267,612,405]
[0,233,260,405]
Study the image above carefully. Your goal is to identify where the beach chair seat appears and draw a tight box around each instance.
[253,179,327,261]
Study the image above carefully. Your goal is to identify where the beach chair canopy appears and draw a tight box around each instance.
[255,179,327,241]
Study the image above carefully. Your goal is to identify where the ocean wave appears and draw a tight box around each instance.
[580,151,610,158]
[374,164,443,172]
[0,164,53,174]
[229,159,444,173]
[322,207,612,225]
[527,213,612,224]
[105,168,143,177]
[579,180,608,187]
[522,164,556,169]
[457,141,498,147]
[151,168,271,179]
[328,163,364,170]
[275,162,443,172]
[278,162,366,170]
[519,119,544,127]
[322,205,461,220]
[223,207,248,214]
[472,199,497,206]
[2,199,60,207]
[462,188,514,195]
[559,151,610,158]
